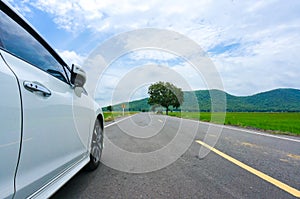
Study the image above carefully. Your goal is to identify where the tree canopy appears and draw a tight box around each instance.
[148,81,184,115]
[107,105,113,112]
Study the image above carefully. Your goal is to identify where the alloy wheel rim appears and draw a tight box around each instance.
[91,123,102,162]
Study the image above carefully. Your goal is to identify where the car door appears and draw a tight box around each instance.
[0,8,91,198]
[0,52,22,199]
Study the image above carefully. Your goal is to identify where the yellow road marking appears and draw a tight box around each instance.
[195,140,300,198]
[279,159,289,163]
[287,153,300,160]
[208,134,217,137]
[241,142,260,148]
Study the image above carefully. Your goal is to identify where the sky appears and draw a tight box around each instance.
[6,0,300,106]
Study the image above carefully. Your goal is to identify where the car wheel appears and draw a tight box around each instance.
[86,119,103,171]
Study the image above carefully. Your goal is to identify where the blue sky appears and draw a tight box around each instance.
[6,0,300,105]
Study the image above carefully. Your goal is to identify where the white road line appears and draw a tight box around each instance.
[104,114,135,128]
[159,115,300,143]
[223,125,300,143]
[194,120,300,143]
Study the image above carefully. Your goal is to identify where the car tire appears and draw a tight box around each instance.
[86,119,103,171]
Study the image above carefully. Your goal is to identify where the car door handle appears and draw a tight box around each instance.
[23,81,51,97]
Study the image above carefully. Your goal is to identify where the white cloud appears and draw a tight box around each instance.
[57,50,85,66]
[128,50,178,62]
[6,0,32,15]
[10,0,300,96]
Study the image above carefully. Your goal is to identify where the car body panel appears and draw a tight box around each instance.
[29,156,90,199]
[1,51,90,198]
[0,1,104,198]
[0,53,22,199]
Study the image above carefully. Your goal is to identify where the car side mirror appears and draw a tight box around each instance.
[71,64,86,88]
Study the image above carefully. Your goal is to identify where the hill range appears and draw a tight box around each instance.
[103,88,300,112]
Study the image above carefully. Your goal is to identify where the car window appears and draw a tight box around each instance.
[0,10,68,83]
[0,36,3,48]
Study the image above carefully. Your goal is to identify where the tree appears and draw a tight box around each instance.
[148,81,184,115]
[107,105,113,112]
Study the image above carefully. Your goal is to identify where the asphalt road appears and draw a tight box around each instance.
[52,113,300,199]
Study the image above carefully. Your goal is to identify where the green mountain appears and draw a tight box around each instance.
[103,88,300,112]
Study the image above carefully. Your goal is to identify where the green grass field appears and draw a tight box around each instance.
[103,111,137,122]
[168,112,300,136]
[103,111,300,135]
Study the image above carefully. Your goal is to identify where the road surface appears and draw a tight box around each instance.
[52,113,300,198]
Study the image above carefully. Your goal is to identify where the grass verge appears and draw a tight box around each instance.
[103,111,138,122]
[168,112,300,136]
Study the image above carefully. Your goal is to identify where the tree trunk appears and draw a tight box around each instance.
[166,107,169,115]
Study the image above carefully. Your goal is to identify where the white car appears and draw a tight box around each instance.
[0,1,104,198]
